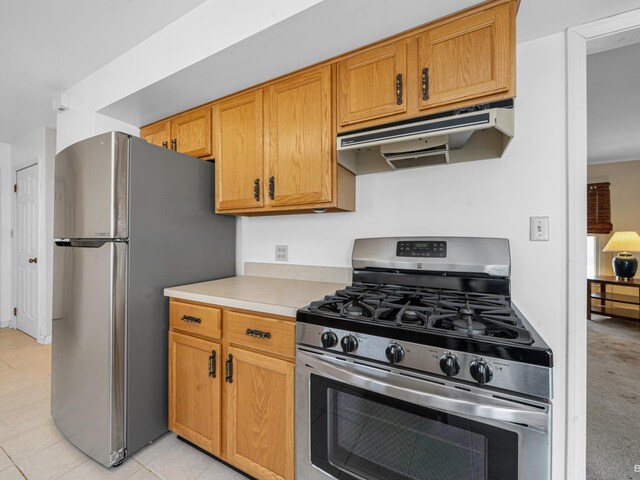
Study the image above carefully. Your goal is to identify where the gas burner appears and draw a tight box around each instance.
[453,318,487,335]
[339,299,375,320]
[345,305,364,317]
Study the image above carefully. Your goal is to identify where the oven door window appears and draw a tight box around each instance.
[310,374,518,480]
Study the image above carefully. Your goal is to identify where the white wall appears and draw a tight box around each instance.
[237,32,569,479]
[1,128,56,341]
[0,143,11,328]
[55,0,326,153]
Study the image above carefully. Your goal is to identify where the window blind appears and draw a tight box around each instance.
[587,182,613,234]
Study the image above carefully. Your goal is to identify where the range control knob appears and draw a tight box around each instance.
[340,335,358,353]
[439,354,461,377]
[320,331,338,349]
[470,360,493,385]
[385,343,405,364]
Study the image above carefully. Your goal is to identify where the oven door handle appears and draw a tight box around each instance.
[299,351,549,431]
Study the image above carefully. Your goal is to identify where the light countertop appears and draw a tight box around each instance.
[164,275,347,318]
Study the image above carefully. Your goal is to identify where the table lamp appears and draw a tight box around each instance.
[603,231,640,279]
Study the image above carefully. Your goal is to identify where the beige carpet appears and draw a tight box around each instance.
[587,315,640,480]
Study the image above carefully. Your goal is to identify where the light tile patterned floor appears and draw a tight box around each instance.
[0,328,247,480]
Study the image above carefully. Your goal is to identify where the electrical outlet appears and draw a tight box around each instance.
[530,217,549,241]
[275,245,288,262]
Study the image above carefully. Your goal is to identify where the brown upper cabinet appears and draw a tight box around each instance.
[214,64,354,215]
[213,90,264,211]
[336,0,516,131]
[337,40,408,128]
[418,2,513,111]
[265,65,333,207]
[141,105,212,159]
[139,121,170,149]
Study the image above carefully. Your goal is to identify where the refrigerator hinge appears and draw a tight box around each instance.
[110,448,125,466]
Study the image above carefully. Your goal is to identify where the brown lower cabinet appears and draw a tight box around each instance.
[168,298,295,480]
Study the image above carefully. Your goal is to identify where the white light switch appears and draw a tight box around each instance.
[530,217,549,241]
[275,245,289,262]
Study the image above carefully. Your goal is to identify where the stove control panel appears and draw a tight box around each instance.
[299,324,552,400]
[396,240,447,258]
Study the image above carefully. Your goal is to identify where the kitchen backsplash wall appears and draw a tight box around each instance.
[237,32,568,479]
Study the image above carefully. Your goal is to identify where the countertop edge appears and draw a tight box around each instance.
[164,289,299,318]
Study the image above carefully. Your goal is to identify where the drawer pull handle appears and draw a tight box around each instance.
[208,350,217,378]
[245,328,272,339]
[225,354,233,383]
[181,315,201,324]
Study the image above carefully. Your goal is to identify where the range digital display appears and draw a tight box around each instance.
[396,241,447,258]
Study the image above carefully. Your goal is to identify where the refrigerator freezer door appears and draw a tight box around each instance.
[54,132,129,240]
[51,240,127,467]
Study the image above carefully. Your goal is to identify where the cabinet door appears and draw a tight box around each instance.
[140,121,170,149]
[418,3,513,110]
[337,39,407,127]
[213,90,264,211]
[168,331,221,456]
[265,65,333,207]
[171,106,212,157]
[226,346,294,480]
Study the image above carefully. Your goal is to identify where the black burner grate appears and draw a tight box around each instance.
[308,283,533,345]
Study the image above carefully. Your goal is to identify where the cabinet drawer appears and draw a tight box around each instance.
[226,311,295,359]
[170,299,221,340]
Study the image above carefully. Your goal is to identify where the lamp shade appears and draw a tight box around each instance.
[603,231,640,252]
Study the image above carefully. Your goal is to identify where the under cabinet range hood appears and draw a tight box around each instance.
[337,104,514,175]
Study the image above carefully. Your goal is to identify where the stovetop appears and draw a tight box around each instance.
[309,283,533,345]
[298,282,552,367]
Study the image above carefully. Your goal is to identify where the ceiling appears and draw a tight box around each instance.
[3,0,640,143]
[101,0,640,127]
[0,0,207,143]
[588,41,640,164]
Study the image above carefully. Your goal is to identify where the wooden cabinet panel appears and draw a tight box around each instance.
[226,311,295,359]
[214,90,264,211]
[169,299,221,340]
[338,40,408,127]
[226,346,294,480]
[265,65,333,206]
[418,3,513,110]
[171,106,212,157]
[168,331,221,456]
[140,121,170,149]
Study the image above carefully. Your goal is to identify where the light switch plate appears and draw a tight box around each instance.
[530,217,549,241]
[275,245,288,262]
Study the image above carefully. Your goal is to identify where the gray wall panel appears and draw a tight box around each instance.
[126,138,235,454]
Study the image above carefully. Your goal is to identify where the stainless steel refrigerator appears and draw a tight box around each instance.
[52,132,235,467]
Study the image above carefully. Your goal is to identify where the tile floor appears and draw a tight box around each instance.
[0,328,247,480]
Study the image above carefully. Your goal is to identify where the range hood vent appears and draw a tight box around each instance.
[337,104,514,175]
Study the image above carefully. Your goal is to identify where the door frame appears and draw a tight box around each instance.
[11,157,51,343]
[565,9,640,479]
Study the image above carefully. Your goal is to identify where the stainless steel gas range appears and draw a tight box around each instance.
[295,237,553,480]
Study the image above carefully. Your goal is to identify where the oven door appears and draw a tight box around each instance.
[296,348,551,480]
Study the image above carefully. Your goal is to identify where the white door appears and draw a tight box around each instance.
[15,165,39,338]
